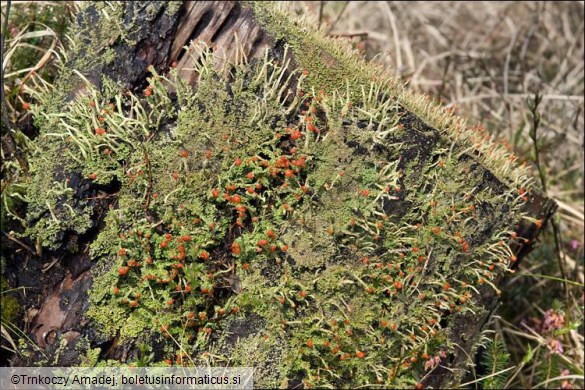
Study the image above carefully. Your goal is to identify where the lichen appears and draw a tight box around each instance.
[77,337,102,367]
[165,1,183,16]
[18,2,538,388]
[1,276,21,324]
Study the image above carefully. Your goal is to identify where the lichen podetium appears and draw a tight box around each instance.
[20,2,538,388]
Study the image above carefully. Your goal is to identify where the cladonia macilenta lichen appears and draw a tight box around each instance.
[19,2,539,388]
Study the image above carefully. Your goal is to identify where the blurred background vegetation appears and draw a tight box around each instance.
[1,1,583,388]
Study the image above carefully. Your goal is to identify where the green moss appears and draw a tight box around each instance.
[2,295,21,323]
[51,338,70,365]
[165,1,183,16]
[1,295,20,324]
[119,308,155,340]
[1,275,21,324]
[80,347,102,367]
[248,2,383,100]
[85,304,128,340]
[212,315,291,389]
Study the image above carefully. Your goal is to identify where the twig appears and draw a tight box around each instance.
[383,2,402,72]
[1,230,37,256]
[318,1,325,30]
[326,1,349,34]
[528,93,547,194]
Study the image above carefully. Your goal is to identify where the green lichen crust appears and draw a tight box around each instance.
[19,2,541,389]
[1,275,21,324]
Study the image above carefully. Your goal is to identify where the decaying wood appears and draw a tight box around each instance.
[6,1,557,388]
[171,2,271,83]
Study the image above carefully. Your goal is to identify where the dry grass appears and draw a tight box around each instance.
[289,1,584,388]
[1,1,77,123]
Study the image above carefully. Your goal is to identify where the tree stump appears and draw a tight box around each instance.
[3,1,556,388]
